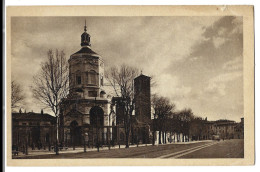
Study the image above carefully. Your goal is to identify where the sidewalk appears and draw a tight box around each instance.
[13,140,214,158]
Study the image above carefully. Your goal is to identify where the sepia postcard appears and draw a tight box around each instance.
[6,5,254,166]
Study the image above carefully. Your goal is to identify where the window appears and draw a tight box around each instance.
[88,91,97,97]
[100,76,104,86]
[76,75,81,85]
[85,73,88,84]
[89,70,97,85]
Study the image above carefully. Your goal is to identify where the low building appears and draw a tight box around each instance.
[12,110,56,149]
[205,118,243,140]
[234,118,244,139]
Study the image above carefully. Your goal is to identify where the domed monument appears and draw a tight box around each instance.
[60,22,110,147]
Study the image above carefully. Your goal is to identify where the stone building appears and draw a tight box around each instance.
[133,74,151,144]
[134,74,151,124]
[59,23,112,147]
[234,117,244,139]
[205,119,241,140]
[12,110,56,149]
[112,74,152,145]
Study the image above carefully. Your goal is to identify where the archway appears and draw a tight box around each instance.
[70,120,82,146]
[90,106,104,146]
[90,106,104,127]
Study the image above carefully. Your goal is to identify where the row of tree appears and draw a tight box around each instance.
[152,94,207,143]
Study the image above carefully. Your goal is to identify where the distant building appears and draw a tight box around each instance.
[12,110,56,148]
[234,118,244,139]
[204,119,243,140]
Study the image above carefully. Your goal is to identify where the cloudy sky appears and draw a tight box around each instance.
[11,16,243,122]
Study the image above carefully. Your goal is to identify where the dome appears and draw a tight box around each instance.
[80,20,91,47]
[72,46,98,56]
[71,21,99,57]
[81,32,91,47]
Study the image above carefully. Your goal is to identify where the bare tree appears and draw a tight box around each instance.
[31,50,69,154]
[151,94,175,144]
[105,64,139,148]
[176,108,194,142]
[11,80,25,111]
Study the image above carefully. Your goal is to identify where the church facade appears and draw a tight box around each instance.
[59,23,153,147]
[59,23,112,147]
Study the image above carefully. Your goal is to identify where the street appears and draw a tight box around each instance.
[13,139,244,159]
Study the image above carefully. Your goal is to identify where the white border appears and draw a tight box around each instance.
[4,0,258,172]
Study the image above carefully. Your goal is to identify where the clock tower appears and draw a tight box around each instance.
[60,22,110,147]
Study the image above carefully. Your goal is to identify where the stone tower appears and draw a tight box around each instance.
[134,74,151,124]
[60,22,109,146]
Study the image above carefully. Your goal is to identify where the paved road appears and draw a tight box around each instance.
[13,139,243,159]
[179,139,244,158]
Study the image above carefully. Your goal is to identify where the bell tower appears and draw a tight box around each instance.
[68,21,106,99]
[60,22,110,146]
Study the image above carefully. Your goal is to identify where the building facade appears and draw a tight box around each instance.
[204,119,243,140]
[234,118,244,139]
[59,23,111,147]
[12,111,56,149]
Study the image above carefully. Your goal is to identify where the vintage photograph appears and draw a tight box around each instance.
[6,6,254,166]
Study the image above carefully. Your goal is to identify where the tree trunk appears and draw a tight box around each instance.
[164,132,167,144]
[162,131,165,144]
[152,131,155,146]
[131,127,134,145]
[125,130,129,148]
[56,116,59,155]
[159,131,162,144]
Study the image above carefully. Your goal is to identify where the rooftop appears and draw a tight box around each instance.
[71,46,98,56]
[12,112,56,121]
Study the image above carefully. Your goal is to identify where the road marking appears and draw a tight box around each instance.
[157,142,215,158]
[169,142,219,158]
[157,142,218,159]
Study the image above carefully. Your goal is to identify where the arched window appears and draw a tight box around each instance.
[89,70,97,85]
[100,75,104,86]
[76,71,81,85]
[85,72,88,84]
[90,106,104,127]
[76,75,81,85]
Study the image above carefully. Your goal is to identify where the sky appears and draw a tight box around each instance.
[11,16,243,122]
